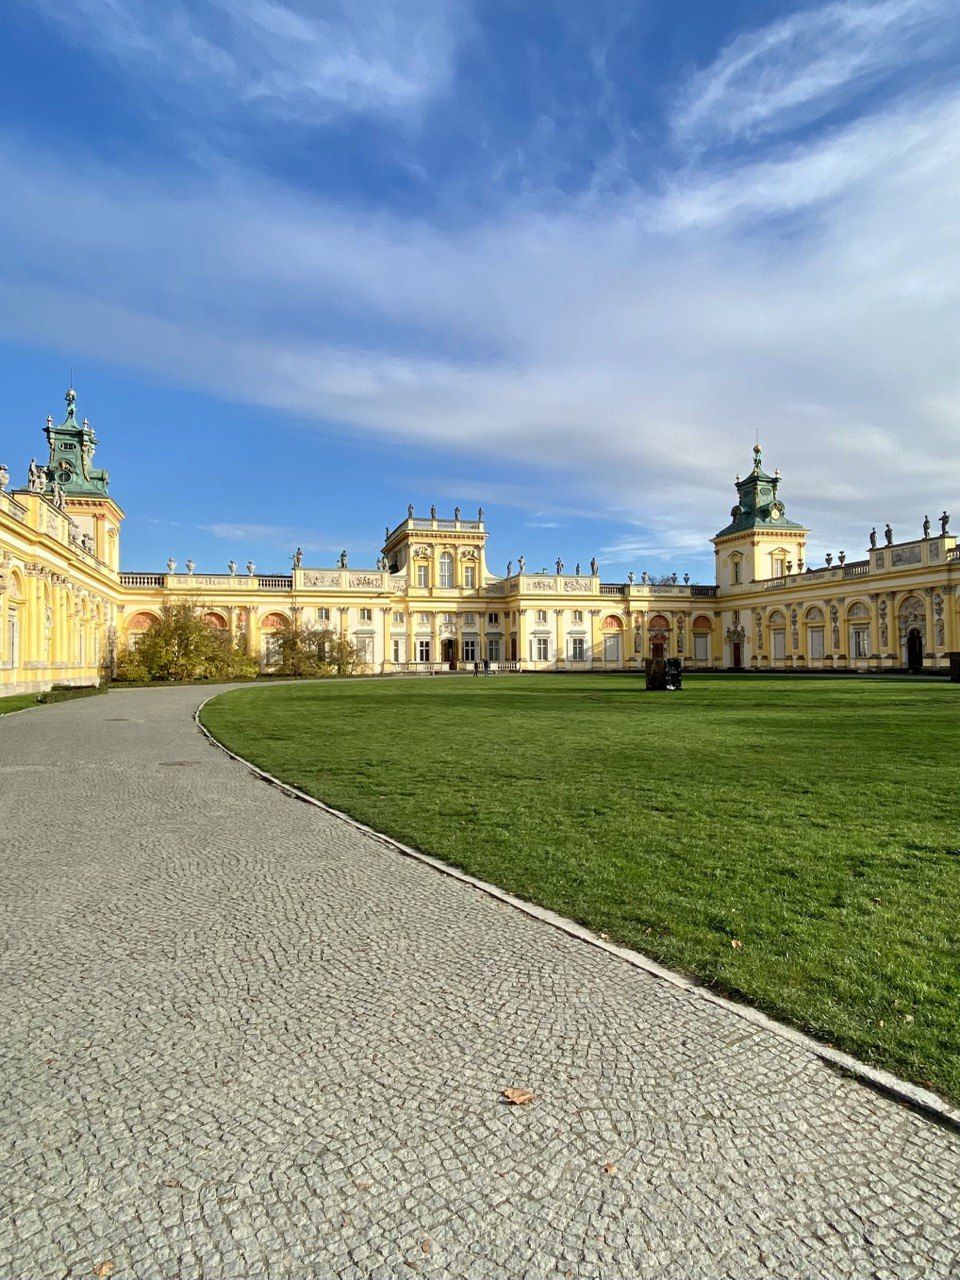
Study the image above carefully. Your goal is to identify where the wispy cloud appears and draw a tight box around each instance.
[204,523,358,558]
[0,13,958,565]
[673,0,953,146]
[22,0,467,122]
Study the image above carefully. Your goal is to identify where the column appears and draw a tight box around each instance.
[589,609,601,668]
[868,593,881,668]
[430,611,439,669]
[923,588,936,668]
[380,606,391,673]
[554,609,564,669]
[517,609,528,669]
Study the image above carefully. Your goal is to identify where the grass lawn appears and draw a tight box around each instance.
[0,693,39,715]
[201,674,960,1101]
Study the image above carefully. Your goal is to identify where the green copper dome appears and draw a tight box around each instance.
[715,444,806,538]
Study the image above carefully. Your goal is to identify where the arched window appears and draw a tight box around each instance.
[439,552,454,589]
[126,612,158,652]
[692,614,712,662]
[203,612,228,629]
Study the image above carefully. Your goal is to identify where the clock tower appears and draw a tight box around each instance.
[44,388,110,497]
[712,444,808,589]
[39,388,124,573]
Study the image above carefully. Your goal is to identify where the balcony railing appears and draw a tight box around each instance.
[258,576,293,590]
[120,573,166,588]
[842,561,869,577]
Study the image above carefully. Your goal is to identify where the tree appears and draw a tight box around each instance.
[115,601,257,682]
[272,616,358,677]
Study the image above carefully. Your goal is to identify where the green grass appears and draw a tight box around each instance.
[0,693,39,715]
[201,674,960,1101]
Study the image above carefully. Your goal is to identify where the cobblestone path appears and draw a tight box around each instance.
[2,686,959,1280]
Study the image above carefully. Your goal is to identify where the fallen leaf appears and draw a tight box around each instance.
[421,1240,431,1254]
[603,1163,617,1174]
[354,1182,372,1190]
[904,1014,915,1024]
[162,1178,182,1189]
[730,939,743,950]
[92,1264,114,1278]
[502,1087,536,1105]
[599,932,611,941]
[403,1261,419,1272]
[871,897,883,906]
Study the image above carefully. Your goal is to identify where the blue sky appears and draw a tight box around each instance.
[1,0,958,577]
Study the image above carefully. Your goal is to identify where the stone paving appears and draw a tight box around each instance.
[2,686,960,1280]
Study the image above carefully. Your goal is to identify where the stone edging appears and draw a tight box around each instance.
[194,693,960,1136]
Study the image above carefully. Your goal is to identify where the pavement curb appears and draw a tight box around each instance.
[195,692,960,1137]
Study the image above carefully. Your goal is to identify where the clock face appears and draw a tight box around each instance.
[769,502,783,520]
[58,462,73,481]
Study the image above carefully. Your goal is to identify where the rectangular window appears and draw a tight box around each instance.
[536,609,547,623]
[603,634,620,663]
[536,637,549,661]
[487,612,500,625]
[773,558,785,577]
[393,610,404,625]
[462,639,476,662]
[417,639,431,662]
[732,560,742,584]
[464,565,476,588]
[809,627,825,659]
[355,636,373,663]
[442,612,455,625]
[772,629,786,660]
[418,611,430,624]
[573,610,583,623]
[317,607,330,622]
[360,608,372,623]
[416,565,429,587]
[439,557,454,588]
[392,639,402,663]
[570,636,585,661]
[462,612,475,625]
[694,633,709,661]
[487,637,501,662]
[852,627,870,658]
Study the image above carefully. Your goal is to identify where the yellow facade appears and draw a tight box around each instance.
[1,392,958,695]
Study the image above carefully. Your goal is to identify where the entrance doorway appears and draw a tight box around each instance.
[442,638,456,670]
[732,642,743,669]
[652,641,665,661]
[907,628,924,673]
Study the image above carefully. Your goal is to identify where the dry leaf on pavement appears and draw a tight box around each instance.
[502,1087,536,1105]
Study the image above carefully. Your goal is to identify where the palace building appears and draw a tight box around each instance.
[1,389,958,695]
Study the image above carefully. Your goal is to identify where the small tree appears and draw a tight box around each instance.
[115,601,257,682]
[272,618,358,677]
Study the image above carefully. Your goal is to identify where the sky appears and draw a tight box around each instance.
[0,0,957,578]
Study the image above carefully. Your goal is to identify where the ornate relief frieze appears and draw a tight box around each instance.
[892,545,922,567]
[302,571,342,588]
[527,577,557,592]
[348,573,384,590]
[562,578,591,593]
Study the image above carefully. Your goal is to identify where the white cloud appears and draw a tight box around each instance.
[673,0,952,146]
[0,83,958,562]
[21,0,467,121]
